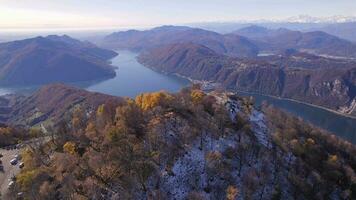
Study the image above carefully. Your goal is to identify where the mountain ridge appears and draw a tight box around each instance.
[0,35,118,86]
[0,84,124,127]
[100,25,259,58]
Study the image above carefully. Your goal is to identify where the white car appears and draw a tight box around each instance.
[8,176,16,182]
[8,181,15,188]
[15,154,21,160]
[10,158,18,165]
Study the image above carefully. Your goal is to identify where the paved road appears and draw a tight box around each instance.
[0,148,20,198]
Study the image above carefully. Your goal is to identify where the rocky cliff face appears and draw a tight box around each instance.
[138,43,356,116]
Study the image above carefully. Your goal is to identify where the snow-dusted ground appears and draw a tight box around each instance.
[158,130,280,199]
[148,94,295,200]
[160,132,238,199]
[225,96,272,149]
[249,110,272,149]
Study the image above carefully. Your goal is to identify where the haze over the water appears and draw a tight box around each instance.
[1,0,356,30]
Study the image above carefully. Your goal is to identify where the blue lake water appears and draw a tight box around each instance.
[0,51,190,97]
[85,51,190,97]
[237,92,356,144]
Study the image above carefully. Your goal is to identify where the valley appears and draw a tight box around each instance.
[0,51,354,144]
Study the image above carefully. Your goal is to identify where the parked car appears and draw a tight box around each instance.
[8,181,15,188]
[15,154,22,160]
[0,153,3,158]
[10,158,18,165]
[0,165,3,171]
[19,162,24,169]
[9,176,16,182]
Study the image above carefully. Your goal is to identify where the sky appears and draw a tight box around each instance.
[0,0,356,30]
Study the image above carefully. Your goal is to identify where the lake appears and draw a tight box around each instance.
[237,91,356,143]
[86,51,190,97]
[0,51,354,143]
[0,51,190,97]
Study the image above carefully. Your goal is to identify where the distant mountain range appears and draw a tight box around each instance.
[233,25,292,39]
[100,25,356,59]
[138,43,356,117]
[232,25,356,58]
[100,25,259,58]
[0,35,118,86]
[311,22,356,42]
[191,15,356,26]
[189,20,356,42]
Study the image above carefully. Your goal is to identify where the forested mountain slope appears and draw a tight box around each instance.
[4,87,355,200]
[0,84,123,127]
[138,43,356,117]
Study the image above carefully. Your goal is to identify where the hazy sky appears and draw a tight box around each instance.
[1,0,356,29]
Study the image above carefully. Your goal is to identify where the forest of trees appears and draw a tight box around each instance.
[7,87,230,199]
[4,87,356,200]
[263,104,356,199]
[0,125,40,148]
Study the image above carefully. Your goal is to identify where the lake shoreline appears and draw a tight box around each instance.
[234,90,356,120]
[138,59,356,120]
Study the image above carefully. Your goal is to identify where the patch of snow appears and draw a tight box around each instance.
[160,132,239,199]
[225,96,272,149]
[249,110,272,149]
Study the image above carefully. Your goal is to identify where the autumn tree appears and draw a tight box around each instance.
[191,90,205,104]
[135,91,174,111]
[226,185,239,200]
[63,141,76,155]
[115,100,145,137]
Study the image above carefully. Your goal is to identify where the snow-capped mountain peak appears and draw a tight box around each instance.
[285,15,356,23]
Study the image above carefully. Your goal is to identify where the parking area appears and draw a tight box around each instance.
[0,147,21,197]
[0,136,50,197]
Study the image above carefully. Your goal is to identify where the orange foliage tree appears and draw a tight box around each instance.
[135,91,174,111]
